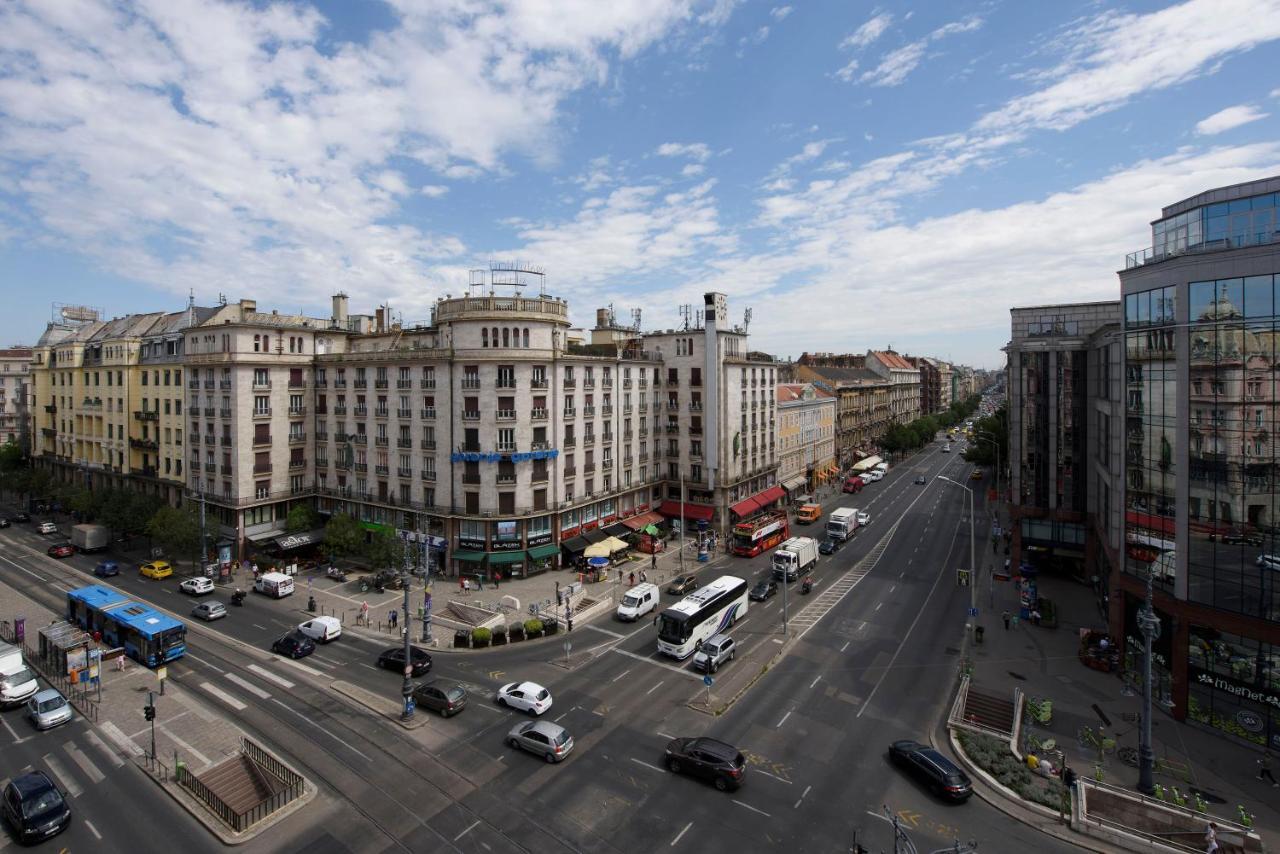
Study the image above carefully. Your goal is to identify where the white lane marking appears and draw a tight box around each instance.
[610,647,703,680]
[752,767,792,784]
[42,753,82,797]
[630,757,666,773]
[226,673,271,700]
[657,731,676,740]
[454,820,480,841]
[776,711,791,728]
[63,742,105,784]
[200,681,248,711]
[840,641,850,653]
[183,652,225,673]
[309,654,340,669]
[100,721,144,757]
[83,729,124,768]
[794,784,812,809]
[85,819,103,839]
[473,702,504,715]
[586,624,625,639]
[889,585,896,594]
[671,822,693,847]
[246,663,296,689]
[253,624,269,630]
[733,800,771,817]
[874,602,882,612]
[554,713,567,722]
[646,680,666,695]
[610,668,631,684]
[269,698,371,762]
[771,638,784,644]
[1,715,29,744]
[809,675,821,689]
[277,658,326,678]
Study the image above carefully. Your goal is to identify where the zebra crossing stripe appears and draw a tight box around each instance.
[83,729,125,768]
[64,742,105,784]
[42,753,82,798]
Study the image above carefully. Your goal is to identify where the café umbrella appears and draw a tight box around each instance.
[584,542,612,559]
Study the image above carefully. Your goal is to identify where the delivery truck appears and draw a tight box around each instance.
[772,536,818,581]
[69,524,111,553]
[826,508,859,542]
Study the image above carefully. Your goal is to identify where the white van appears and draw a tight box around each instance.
[0,641,39,708]
[616,582,659,622]
[297,616,342,643]
[254,571,295,599]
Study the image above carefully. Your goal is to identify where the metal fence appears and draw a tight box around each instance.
[19,638,100,723]
[175,738,304,833]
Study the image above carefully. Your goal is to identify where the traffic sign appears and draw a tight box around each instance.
[703,675,714,687]
[967,607,979,617]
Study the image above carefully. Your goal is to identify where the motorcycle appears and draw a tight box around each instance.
[325,566,347,582]
[800,576,813,595]
[230,589,246,606]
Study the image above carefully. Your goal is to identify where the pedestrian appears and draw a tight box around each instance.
[1002,610,1011,630]
[360,601,369,626]
[629,571,635,587]
[651,552,657,572]
[1205,821,1219,853]
[252,562,259,578]
[389,609,398,628]
[1258,750,1279,787]
[459,576,465,593]
[618,568,623,583]
[567,613,574,632]
[640,569,647,584]
[494,571,501,590]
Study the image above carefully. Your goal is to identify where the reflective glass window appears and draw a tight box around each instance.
[1244,275,1273,318]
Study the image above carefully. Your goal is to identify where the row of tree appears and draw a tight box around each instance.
[960,402,1009,474]
[879,395,984,456]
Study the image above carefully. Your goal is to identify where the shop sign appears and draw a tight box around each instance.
[1190,666,1280,711]
[457,538,486,552]
[527,533,552,547]
[560,526,580,538]
[601,514,617,524]
[582,520,598,532]
[1237,709,1266,733]
[450,449,560,463]
[491,540,523,552]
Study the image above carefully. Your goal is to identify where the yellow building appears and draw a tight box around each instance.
[775,383,837,495]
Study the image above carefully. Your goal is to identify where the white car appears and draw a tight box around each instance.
[297,616,342,643]
[1257,554,1280,571]
[862,470,882,483]
[179,577,215,596]
[37,522,58,535]
[497,681,553,716]
[857,511,870,527]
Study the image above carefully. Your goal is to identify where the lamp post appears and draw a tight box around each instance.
[400,567,415,721]
[937,475,976,629]
[1137,568,1160,794]
[975,430,1001,501]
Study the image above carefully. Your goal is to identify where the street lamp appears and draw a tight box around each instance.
[399,566,415,722]
[937,475,977,630]
[1136,568,1160,794]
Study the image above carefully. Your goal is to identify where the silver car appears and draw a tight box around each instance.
[192,601,228,621]
[27,689,72,730]
[507,720,574,763]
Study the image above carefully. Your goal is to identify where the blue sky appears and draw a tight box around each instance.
[2,0,1279,368]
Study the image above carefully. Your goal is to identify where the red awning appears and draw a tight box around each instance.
[659,500,715,522]
[759,485,786,505]
[730,496,761,518]
[1125,510,1175,536]
[623,511,664,531]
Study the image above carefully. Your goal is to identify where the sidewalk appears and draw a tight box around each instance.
[965,570,1278,845]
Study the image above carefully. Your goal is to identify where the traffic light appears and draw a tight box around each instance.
[957,568,971,587]
[144,704,155,722]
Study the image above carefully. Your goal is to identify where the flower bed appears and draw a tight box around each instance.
[956,729,1066,810]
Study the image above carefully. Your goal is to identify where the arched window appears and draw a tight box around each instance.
[502,328,510,348]
[481,328,488,347]
[522,328,529,348]
[492,327,499,347]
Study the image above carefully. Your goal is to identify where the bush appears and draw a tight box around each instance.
[492,626,508,646]
[471,627,491,647]
[524,618,544,637]
[508,623,526,642]
[957,729,1066,809]
[453,630,471,649]
[543,618,558,635]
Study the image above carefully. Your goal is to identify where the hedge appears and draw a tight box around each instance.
[471,627,492,647]
[956,729,1066,810]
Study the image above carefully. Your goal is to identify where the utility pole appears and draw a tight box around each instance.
[1137,568,1160,794]
[679,473,685,573]
[400,566,414,721]
[938,476,976,630]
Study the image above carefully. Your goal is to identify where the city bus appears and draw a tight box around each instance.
[66,586,187,667]
[731,511,789,557]
[657,575,749,659]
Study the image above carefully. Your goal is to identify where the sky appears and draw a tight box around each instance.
[2,1,1280,369]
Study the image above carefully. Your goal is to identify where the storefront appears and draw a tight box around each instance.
[489,549,525,579]
[527,542,559,574]
[1188,624,1280,750]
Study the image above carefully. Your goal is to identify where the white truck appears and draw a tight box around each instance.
[827,508,859,542]
[69,524,111,553]
[772,536,818,581]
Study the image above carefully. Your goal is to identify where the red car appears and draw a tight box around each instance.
[842,476,865,493]
[47,543,76,559]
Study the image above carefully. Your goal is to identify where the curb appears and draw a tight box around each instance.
[331,680,432,729]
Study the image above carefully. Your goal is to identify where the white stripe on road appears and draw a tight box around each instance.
[610,647,704,680]
[253,624,269,631]
[585,624,625,639]
[751,767,792,784]
[42,753,82,797]
[84,819,103,840]
[1,715,29,744]
[226,673,271,699]
[63,742,104,785]
[276,658,326,678]
[100,721,144,757]
[840,641,850,653]
[809,675,821,689]
[646,680,666,695]
[453,820,480,841]
[269,698,371,762]
[611,668,631,683]
[794,784,812,809]
[200,682,247,711]
[776,711,791,728]
[246,664,295,689]
[733,800,771,817]
[83,729,124,768]
[630,757,666,773]
[183,652,225,673]
[671,822,693,847]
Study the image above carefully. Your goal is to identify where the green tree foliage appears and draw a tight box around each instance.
[324,513,364,559]
[364,529,407,571]
[285,504,319,534]
[146,505,202,570]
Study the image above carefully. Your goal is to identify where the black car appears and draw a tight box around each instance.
[412,679,467,716]
[377,645,432,677]
[888,740,972,802]
[914,475,927,485]
[271,632,315,659]
[664,737,747,791]
[668,574,699,596]
[11,512,29,523]
[1214,529,1264,546]
[2,770,71,842]
[749,579,777,601]
[818,537,840,555]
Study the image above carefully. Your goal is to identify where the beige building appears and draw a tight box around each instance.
[775,383,836,494]
[0,347,32,450]
[865,350,922,424]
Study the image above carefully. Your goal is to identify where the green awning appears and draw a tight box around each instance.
[488,551,525,565]
[452,549,486,563]
[526,543,559,560]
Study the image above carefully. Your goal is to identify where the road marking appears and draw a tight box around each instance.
[776,711,791,728]
[276,658,326,678]
[1,715,29,744]
[247,664,295,689]
[671,822,693,846]
[253,624,269,630]
[771,638,783,644]
[733,800,771,818]
[42,753,82,797]
[182,652,225,673]
[453,820,480,841]
[83,729,124,768]
[269,698,371,762]
[200,681,248,711]
[611,668,631,683]
[794,784,812,809]
[751,766,792,784]
[874,602,882,611]
[630,757,665,773]
[473,702,504,715]
[840,641,849,652]
[646,680,666,696]
[63,742,105,784]
[809,675,821,689]
[657,731,676,740]
[889,585,896,594]
[306,655,337,670]
[586,624,625,639]
[226,673,272,699]
[84,819,103,839]
[100,721,144,757]
[610,647,703,680]
[554,712,567,722]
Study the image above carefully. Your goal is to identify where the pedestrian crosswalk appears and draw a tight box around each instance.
[790,519,900,637]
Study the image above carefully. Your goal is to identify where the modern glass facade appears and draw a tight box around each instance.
[1131,191,1280,266]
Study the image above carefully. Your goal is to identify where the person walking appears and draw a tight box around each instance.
[359,601,369,626]
[1258,750,1279,786]
[650,552,657,573]
[494,571,501,590]
[1205,821,1219,853]
[389,608,398,629]
[640,569,647,584]
[628,571,635,587]
[1002,610,1011,631]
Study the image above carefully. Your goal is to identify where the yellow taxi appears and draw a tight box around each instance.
[139,560,173,579]
[970,469,984,480]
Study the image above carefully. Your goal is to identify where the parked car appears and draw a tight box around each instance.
[377,646,432,677]
[271,631,315,659]
[507,720,574,763]
[46,543,75,559]
[191,601,227,621]
[2,770,71,842]
[887,740,973,801]
[36,522,58,535]
[857,511,870,527]
[1215,529,1264,546]
[496,681,553,716]
[818,537,840,555]
[140,560,173,579]
[1257,554,1280,571]
[914,475,927,485]
[412,680,468,717]
[297,616,342,643]
[27,689,73,731]
[664,736,747,791]
[970,469,984,480]
[11,512,29,523]
[862,470,883,482]
[179,577,214,596]
[668,574,699,596]
[692,634,736,673]
[93,561,119,577]
[749,579,777,601]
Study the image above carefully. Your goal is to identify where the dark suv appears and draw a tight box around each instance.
[888,740,972,801]
[2,770,71,842]
[664,736,747,791]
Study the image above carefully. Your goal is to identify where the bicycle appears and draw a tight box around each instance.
[1077,726,1117,755]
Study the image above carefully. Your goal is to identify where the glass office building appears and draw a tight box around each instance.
[1118,176,1280,750]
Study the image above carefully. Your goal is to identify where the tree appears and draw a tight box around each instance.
[146,505,202,572]
[285,504,318,534]
[364,530,407,572]
[324,513,364,561]
[65,485,96,520]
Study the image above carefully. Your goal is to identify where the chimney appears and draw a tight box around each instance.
[239,299,256,314]
[375,307,385,332]
[332,293,349,327]
[596,308,610,328]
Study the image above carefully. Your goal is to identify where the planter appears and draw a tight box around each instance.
[492,628,508,646]
[471,627,492,647]
[508,625,526,642]
[543,618,559,635]
[526,629,543,639]
[453,630,471,649]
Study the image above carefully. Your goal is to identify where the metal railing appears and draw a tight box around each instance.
[19,637,100,722]
[174,738,304,833]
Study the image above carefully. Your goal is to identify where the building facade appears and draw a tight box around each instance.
[1117,175,1280,750]
[793,355,893,466]
[865,350,922,425]
[0,347,32,450]
[775,383,837,493]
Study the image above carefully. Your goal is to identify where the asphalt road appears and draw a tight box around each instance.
[0,434,1080,853]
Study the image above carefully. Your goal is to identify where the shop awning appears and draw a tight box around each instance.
[659,500,715,522]
[488,551,525,565]
[781,474,808,492]
[561,536,591,554]
[852,455,882,472]
[272,528,326,551]
[759,485,786,505]
[730,496,761,518]
[452,549,486,563]
[527,543,560,561]
[603,522,632,538]
[623,511,664,531]
[604,536,630,554]
[584,528,610,545]
[584,542,612,558]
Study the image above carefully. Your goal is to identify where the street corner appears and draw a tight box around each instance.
[331,679,433,730]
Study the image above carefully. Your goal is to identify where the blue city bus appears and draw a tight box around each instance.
[66,586,187,667]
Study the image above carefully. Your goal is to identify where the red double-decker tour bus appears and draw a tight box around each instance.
[731,511,790,557]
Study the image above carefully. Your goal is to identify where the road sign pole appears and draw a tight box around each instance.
[564,640,571,668]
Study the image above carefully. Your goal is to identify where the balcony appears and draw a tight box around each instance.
[334,405,348,415]
[289,433,306,444]
[421,408,436,419]
[496,409,516,421]
[496,472,517,484]
[665,425,679,434]
[531,408,548,421]
[420,378,436,389]
[532,441,552,451]
[531,470,549,484]
[334,379,347,388]
[457,443,482,453]
[623,431,633,440]
[202,407,215,417]
[128,437,159,451]
[602,434,614,444]
[639,452,648,462]
[421,470,436,482]
[639,403,648,413]
[601,405,613,416]
[374,408,389,418]
[397,438,412,449]
[220,436,232,447]
[191,434,201,445]
[639,378,648,388]
[584,406,596,417]
[288,405,307,417]
[221,464,233,475]
[563,408,576,418]
[290,458,307,470]
[420,438,436,450]
[690,425,703,436]
[355,462,368,473]
[666,402,679,412]
[190,461,201,472]
[354,379,368,389]
[352,434,367,445]
[315,406,327,415]
[220,408,232,418]
[375,464,389,476]
[623,378,632,389]
[204,380,216,389]
[220,379,232,390]
[252,408,272,419]
[288,379,305,389]
[253,434,272,447]
[353,406,367,417]
[623,406,632,415]
[188,380,201,390]
[43,404,56,414]
[375,379,388,389]
[396,408,411,418]
[252,379,271,389]
[314,378,328,388]
[584,463,596,474]
[563,377,576,389]
[253,463,272,474]
[315,431,328,441]
[496,379,516,390]
[41,427,55,438]
[531,377,548,389]
[462,473,480,485]
[398,466,413,478]
[393,379,411,390]
[133,409,158,422]
[564,437,576,449]
[689,402,703,412]
[564,466,577,476]
[375,436,389,447]
[583,435,596,447]
[461,377,481,390]
[602,378,613,389]
[496,442,517,453]
[462,410,480,421]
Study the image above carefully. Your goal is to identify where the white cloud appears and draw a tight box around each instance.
[681,163,706,177]
[770,6,793,21]
[1273,87,1280,98]
[656,142,713,161]
[419,185,449,198]
[840,11,892,50]
[738,24,770,53]
[853,15,982,87]
[834,58,859,82]
[1195,104,1269,135]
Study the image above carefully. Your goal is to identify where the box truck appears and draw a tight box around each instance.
[827,508,859,542]
[69,524,110,553]
[772,536,818,581]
